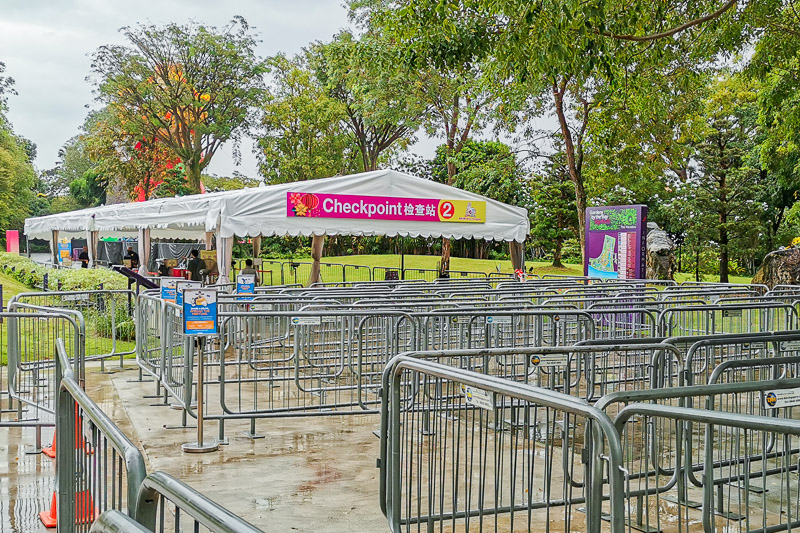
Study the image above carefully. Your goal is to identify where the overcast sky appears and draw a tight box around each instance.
[0,0,449,179]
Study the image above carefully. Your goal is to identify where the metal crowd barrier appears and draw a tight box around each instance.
[53,338,263,533]
[1,308,82,452]
[134,472,262,533]
[380,354,800,532]
[53,338,147,530]
[379,356,626,532]
[10,290,137,369]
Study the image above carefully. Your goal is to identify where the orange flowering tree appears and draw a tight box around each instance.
[90,18,267,192]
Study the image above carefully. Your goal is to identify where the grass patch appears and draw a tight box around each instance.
[0,270,39,301]
[267,254,753,283]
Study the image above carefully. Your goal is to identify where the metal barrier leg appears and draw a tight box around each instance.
[242,418,265,440]
[182,342,218,453]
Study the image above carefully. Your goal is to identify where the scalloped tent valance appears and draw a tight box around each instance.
[24,170,530,243]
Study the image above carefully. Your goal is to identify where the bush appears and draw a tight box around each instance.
[95,306,136,341]
[0,252,128,291]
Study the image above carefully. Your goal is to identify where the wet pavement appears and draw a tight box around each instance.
[0,363,386,532]
[0,424,52,533]
[110,367,386,531]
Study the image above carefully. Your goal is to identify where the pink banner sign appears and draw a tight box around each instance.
[286,192,486,223]
[5,230,19,254]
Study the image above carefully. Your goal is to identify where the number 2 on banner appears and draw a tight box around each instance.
[439,201,454,220]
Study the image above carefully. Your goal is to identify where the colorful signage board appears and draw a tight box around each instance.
[176,280,202,306]
[58,239,71,264]
[287,192,486,223]
[160,277,183,303]
[584,205,648,279]
[237,274,255,300]
[6,231,19,254]
[183,288,218,336]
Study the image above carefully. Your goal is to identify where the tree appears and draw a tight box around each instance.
[530,156,578,267]
[0,63,35,228]
[256,53,361,183]
[429,140,529,259]
[357,0,749,256]
[350,2,504,271]
[310,31,425,171]
[687,75,762,282]
[69,168,107,207]
[91,17,267,192]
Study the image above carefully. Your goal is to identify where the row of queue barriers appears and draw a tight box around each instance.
[131,275,800,531]
[6,275,800,531]
[0,301,263,531]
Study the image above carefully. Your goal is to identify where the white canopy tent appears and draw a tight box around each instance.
[24,170,530,284]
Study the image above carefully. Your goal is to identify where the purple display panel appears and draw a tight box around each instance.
[583,205,648,279]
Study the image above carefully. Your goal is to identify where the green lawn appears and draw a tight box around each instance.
[274,254,753,283]
[0,270,38,301]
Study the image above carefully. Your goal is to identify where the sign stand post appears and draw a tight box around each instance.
[182,340,218,453]
[181,287,219,453]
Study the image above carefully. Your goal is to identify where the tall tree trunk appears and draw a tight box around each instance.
[440,154,457,276]
[552,78,589,258]
[552,236,564,268]
[719,171,729,283]
[187,159,202,193]
[719,213,729,283]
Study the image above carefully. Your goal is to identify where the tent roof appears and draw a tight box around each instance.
[24,170,530,243]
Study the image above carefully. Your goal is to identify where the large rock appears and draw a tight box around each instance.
[646,222,676,280]
[752,247,800,288]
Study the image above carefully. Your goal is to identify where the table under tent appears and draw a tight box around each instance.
[23,170,530,285]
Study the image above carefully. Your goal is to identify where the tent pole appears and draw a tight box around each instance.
[510,240,525,273]
[307,235,324,287]
[252,235,262,260]
[51,230,59,265]
[400,236,405,280]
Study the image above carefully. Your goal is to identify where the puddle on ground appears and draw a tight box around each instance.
[0,427,54,533]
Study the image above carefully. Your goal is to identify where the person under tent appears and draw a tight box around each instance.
[241,259,260,285]
[78,246,89,268]
[187,249,205,282]
[124,246,140,269]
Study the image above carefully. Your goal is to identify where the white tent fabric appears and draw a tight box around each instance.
[25,195,223,240]
[216,236,233,285]
[221,170,529,242]
[24,170,529,243]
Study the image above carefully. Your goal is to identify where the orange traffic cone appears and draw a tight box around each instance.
[43,404,93,459]
[39,492,57,528]
[39,490,97,528]
[41,432,56,458]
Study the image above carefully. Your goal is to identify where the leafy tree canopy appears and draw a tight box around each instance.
[91,17,268,191]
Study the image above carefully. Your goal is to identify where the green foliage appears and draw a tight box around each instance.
[0,128,35,229]
[201,173,260,192]
[0,252,128,291]
[431,140,529,207]
[0,62,35,230]
[530,156,579,266]
[257,53,362,183]
[91,17,268,191]
[69,167,107,207]
[152,163,192,198]
[309,31,424,171]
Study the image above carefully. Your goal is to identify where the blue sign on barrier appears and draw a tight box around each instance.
[160,277,182,303]
[237,274,255,300]
[176,280,201,306]
[183,288,218,336]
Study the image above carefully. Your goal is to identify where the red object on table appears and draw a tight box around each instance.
[171,268,188,279]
